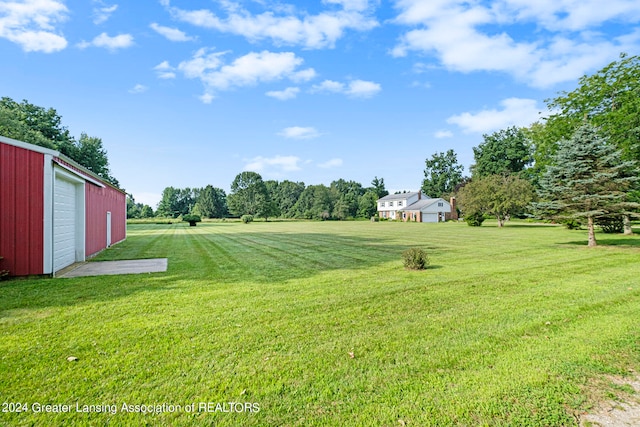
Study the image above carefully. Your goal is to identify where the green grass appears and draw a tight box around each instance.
[1,221,640,426]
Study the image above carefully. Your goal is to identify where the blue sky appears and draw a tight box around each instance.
[2,0,640,207]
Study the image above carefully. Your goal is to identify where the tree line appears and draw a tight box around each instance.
[4,53,639,246]
[421,53,640,245]
[150,175,390,221]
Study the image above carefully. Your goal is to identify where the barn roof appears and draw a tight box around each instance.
[0,134,125,194]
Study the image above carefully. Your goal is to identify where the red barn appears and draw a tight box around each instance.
[0,135,126,277]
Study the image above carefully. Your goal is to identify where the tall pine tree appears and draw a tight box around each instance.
[534,124,639,246]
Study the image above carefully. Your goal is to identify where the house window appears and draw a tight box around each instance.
[398,201,403,207]
[380,202,385,207]
[389,201,394,207]
[438,202,443,207]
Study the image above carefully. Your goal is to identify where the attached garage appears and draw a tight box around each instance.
[421,213,439,223]
[400,198,451,223]
[0,136,126,277]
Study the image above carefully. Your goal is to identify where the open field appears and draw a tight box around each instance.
[1,220,640,426]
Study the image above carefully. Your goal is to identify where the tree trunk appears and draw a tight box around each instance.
[496,215,504,227]
[623,215,633,235]
[587,216,597,247]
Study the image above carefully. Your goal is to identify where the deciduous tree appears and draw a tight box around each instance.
[458,174,535,227]
[422,149,464,198]
[228,171,271,218]
[471,127,532,178]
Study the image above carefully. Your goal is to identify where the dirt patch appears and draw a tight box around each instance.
[579,373,640,426]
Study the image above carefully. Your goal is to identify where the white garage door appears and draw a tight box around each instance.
[422,213,438,223]
[53,177,77,271]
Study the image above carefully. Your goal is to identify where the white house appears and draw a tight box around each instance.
[377,191,454,223]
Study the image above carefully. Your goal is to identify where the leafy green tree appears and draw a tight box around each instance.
[422,149,464,198]
[126,194,141,219]
[545,53,640,163]
[156,187,181,218]
[358,190,379,218]
[0,97,75,152]
[0,97,118,186]
[330,179,364,219]
[140,204,154,218]
[293,184,333,220]
[197,185,228,218]
[370,176,388,199]
[228,171,270,217]
[275,180,305,218]
[76,133,119,186]
[458,174,535,227]
[471,126,532,178]
[533,124,639,246]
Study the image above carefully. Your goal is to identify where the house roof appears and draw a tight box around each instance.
[378,191,424,201]
[399,198,448,211]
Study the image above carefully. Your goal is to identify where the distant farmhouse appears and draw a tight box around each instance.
[377,191,457,223]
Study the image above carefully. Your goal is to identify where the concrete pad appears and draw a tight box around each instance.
[57,258,168,278]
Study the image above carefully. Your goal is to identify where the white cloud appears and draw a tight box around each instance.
[0,0,68,52]
[434,130,453,139]
[278,126,321,139]
[312,79,381,98]
[93,3,118,25]
[447,98,543,134]
[312,79,345,93]
[266,87,300,100]
[244,155,302,175]
[318,158,343,168]
[346,79,381,98]
[166,2,378,49]
[128,84,148,94]
[177,49,316,101]
[199,93,214,104]
[391,0,640,87]
[154,60,176,79]
[150,22,194,42]
[77,32,134,51]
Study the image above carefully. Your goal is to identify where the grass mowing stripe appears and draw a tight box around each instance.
[2,220,639,426]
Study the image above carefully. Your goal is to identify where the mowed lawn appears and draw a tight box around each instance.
[1,220,640,426]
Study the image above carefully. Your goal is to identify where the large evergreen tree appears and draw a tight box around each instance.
[534,124,639,246]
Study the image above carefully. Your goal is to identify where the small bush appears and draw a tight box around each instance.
[182,214,202,226]
[595,215,624,233]
[562,218,582,230]
[465,211,485,227]
[241,214,254,224]
[402,248,429,270]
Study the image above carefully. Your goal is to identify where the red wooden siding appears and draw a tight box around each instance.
[85,182,126,258]
[0,143,44,276]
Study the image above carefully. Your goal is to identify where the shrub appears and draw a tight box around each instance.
[562,218,582,230]
[241,214,254,224]
[596,215,624,233]
[465,211,485,227]
[402,248,429,270]
[182,214,202,226]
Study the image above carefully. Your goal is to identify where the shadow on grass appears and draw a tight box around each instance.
[561,235,640,248]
